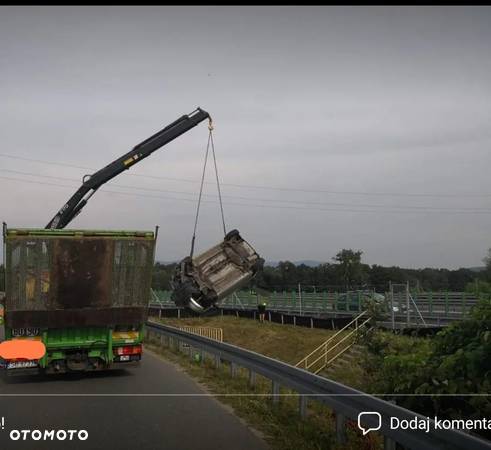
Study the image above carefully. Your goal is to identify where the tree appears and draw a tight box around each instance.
[277,261,298,288]
[484,248,491,282]
[332,249,367,291]
[151,262,177,291]
[448,268,475,291]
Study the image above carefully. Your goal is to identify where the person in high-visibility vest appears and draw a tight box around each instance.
[257,301,267,323]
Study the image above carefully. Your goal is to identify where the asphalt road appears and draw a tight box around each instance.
[0,336,269,450]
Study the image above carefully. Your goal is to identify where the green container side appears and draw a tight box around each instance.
[3,325,143,369]
[5,228,154,239]
[44,327,110,349]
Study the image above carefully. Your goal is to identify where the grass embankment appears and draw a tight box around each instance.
[158,315,368,390]
[159,315,339,364]
[146,316,382,450]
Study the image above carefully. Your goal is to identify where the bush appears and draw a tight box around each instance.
[363,299,491,438]
[465,280,491,296]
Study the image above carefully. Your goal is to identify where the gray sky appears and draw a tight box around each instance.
[1,6,490,269]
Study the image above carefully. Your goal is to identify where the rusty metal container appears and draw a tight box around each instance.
[171,229,263,313]
[3,227,156,328]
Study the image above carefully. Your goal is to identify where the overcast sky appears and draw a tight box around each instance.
[1,6,490,269]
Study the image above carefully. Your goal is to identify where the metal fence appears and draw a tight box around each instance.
[144,321,491,450]
[151,289,486,321]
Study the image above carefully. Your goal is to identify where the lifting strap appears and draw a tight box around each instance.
[190,119,227,258]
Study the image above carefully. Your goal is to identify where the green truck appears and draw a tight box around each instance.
[1,227,156,375]
[0,108,213,375]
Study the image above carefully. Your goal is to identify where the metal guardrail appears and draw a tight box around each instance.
[144,321,491,450]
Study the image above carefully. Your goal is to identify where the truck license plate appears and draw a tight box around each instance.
[119,355,130,362]
[7,361,38,369]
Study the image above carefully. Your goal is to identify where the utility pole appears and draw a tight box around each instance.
[298,283,302,316]
[406,281,410,327]
[389,281,395,331]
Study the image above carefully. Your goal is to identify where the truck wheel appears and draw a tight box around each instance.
[225,229,240,241]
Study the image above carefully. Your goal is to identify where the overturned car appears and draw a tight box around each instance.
[171,229,264,313]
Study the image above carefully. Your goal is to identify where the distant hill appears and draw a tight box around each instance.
[156,260,325,267]
[265,260,324,268]
[156,260,487,271]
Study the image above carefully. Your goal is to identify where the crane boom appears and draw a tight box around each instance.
[46,107,210,229]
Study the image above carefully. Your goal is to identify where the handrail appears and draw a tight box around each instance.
[306,316,371,372]
[315,317,372,374]
[296,311,368,368]
[179,326,223,342]
[144,321,491,450]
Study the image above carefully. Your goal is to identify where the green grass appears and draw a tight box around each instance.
[158,315,342,365]
[158,315,369,391]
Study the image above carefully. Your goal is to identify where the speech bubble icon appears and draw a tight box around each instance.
[357,411,382,435]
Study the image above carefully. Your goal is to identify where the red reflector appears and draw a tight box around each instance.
[114,345,142,356]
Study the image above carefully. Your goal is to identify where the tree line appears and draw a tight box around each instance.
[152,248,491,294]
[1,248,490,294]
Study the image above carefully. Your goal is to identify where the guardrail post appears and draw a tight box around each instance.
[293,316,296,326]
[310,317,314,329]
[248,369,256,387]
[335,413,347,445]
[215,355,221,369]
[384,399,397,450]
[383,434,396,450]
[178,308,181,319]
[231,362,238,378]
[281,314,284,325]
[159,309,162,319]
[271,381,280,404]
[299,395,307,419]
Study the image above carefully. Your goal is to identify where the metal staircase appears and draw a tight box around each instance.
[295,311,371,374]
